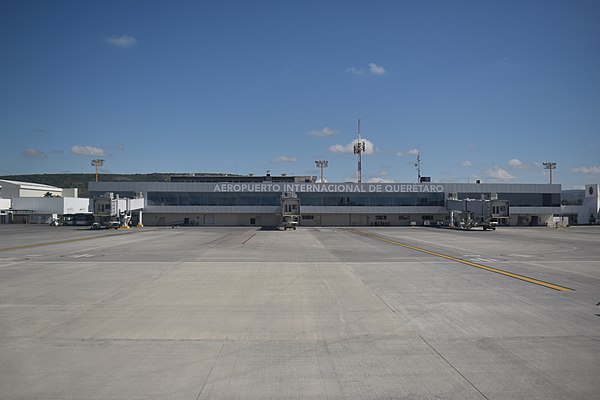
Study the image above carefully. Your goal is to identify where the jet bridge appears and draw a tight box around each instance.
[447,195,509,230]
[92,192,145,229]
[280,192,300,230]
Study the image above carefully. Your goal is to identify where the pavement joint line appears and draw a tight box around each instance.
[195,341,226,400]
[0,229,153,251]
[344,228,574,292]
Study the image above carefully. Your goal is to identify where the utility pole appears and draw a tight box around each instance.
[543,162,557,184]
[315,160,328,183]
[415,149,421,183]
[91,159,104,183]
[353,119,366,183]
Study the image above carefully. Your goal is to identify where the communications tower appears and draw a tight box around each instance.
[353,119,366,183]
[415,149,421,183]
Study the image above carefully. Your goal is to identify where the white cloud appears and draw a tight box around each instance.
[396,149,419,157]
[345,63,386,76]
[21,148,47,159]
[508,158,523,167]
[507,158,531,169]
[345,67,365,75]
[272,156,297,163]
[105,35,137,48]
[572,166,600,175]
[70,145,106,157]
[366,177,396,183]
[329,144,352,153]
[368,63,386,75]
[487,166,516,181]
[329,139,375,155]
[307,127,337,137]
[462,160,473,167]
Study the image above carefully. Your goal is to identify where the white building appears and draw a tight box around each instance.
[0,180,91,224]
[89,177,589,227]
[578,184,600,224]
[2,177,597,227]
[0,179,64,198]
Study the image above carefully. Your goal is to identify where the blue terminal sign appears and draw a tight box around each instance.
[213,183,445,193]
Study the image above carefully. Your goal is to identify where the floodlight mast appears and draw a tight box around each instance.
[353,119,366,183]
[543,162,557,184]
[91,159,104,183]
[315,160,328,183]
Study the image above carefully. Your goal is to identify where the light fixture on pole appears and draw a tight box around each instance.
[542,162,557,184]
[315,160,328,183]
[91,159,105,183]
[353,119,366,183]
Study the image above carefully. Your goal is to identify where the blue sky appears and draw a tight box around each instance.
[1,0,598,189]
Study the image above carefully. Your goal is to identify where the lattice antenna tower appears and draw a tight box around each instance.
[415,148,421,183]
[353,119,366,183]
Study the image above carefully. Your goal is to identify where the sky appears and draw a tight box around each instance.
[1,0,599,189]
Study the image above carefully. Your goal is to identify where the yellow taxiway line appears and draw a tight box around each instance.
[345,229,573,292]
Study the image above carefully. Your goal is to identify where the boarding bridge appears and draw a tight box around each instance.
[93,192,145,228]
[447,194,509,230]
[280,192,300,230]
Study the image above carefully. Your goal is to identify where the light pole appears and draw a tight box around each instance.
[542,162,557,184]
[315,160,328,183]
[91,159,104,183]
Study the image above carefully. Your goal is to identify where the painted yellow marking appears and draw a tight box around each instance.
[345,229,573,292]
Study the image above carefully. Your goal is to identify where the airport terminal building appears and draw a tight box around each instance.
[88,174,595,227]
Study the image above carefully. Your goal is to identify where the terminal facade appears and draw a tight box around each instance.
[88,174,596,227]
